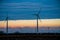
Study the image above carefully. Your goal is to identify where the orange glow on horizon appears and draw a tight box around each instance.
[0,19,60,28]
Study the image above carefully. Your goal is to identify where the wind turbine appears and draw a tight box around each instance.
[6,15,8,35]
[0,15,8,34]
[33,8,41,33]
[5,14,17,34]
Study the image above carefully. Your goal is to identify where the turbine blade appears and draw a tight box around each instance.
[0,16,6,21]
[38,8,42,22]
[38,7,42,14]
[38,16,41,22]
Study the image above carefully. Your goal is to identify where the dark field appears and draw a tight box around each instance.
[0,33,60,40]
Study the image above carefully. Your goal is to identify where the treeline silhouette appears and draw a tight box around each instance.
[0,31,5,34]
[0,31,20,34]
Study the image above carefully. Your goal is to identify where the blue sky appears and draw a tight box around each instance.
[0,0,60,20]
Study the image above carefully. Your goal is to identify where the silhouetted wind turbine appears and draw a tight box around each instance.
[0,14,16,34]
[0,16,8,34]
[5,13,14,34]
[33,8,41,33]
[0,15,8,34]
[1,12,9,35]
[6,16,8,34]
[0,16,12,34]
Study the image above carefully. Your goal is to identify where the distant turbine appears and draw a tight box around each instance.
[0,14,16,34]
[5,13,14,34]
[0,15,8,34]
[33,8,41,33]
[6,16,8,35]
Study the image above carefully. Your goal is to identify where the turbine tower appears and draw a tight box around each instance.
[33,8,41,33]
[6,15,8,34]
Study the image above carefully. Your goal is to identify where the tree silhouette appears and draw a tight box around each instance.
[14,31,20,34]
[0,31,5,34]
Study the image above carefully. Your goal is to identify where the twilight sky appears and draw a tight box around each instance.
[0,0,60,33]
[0,0,60,20]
